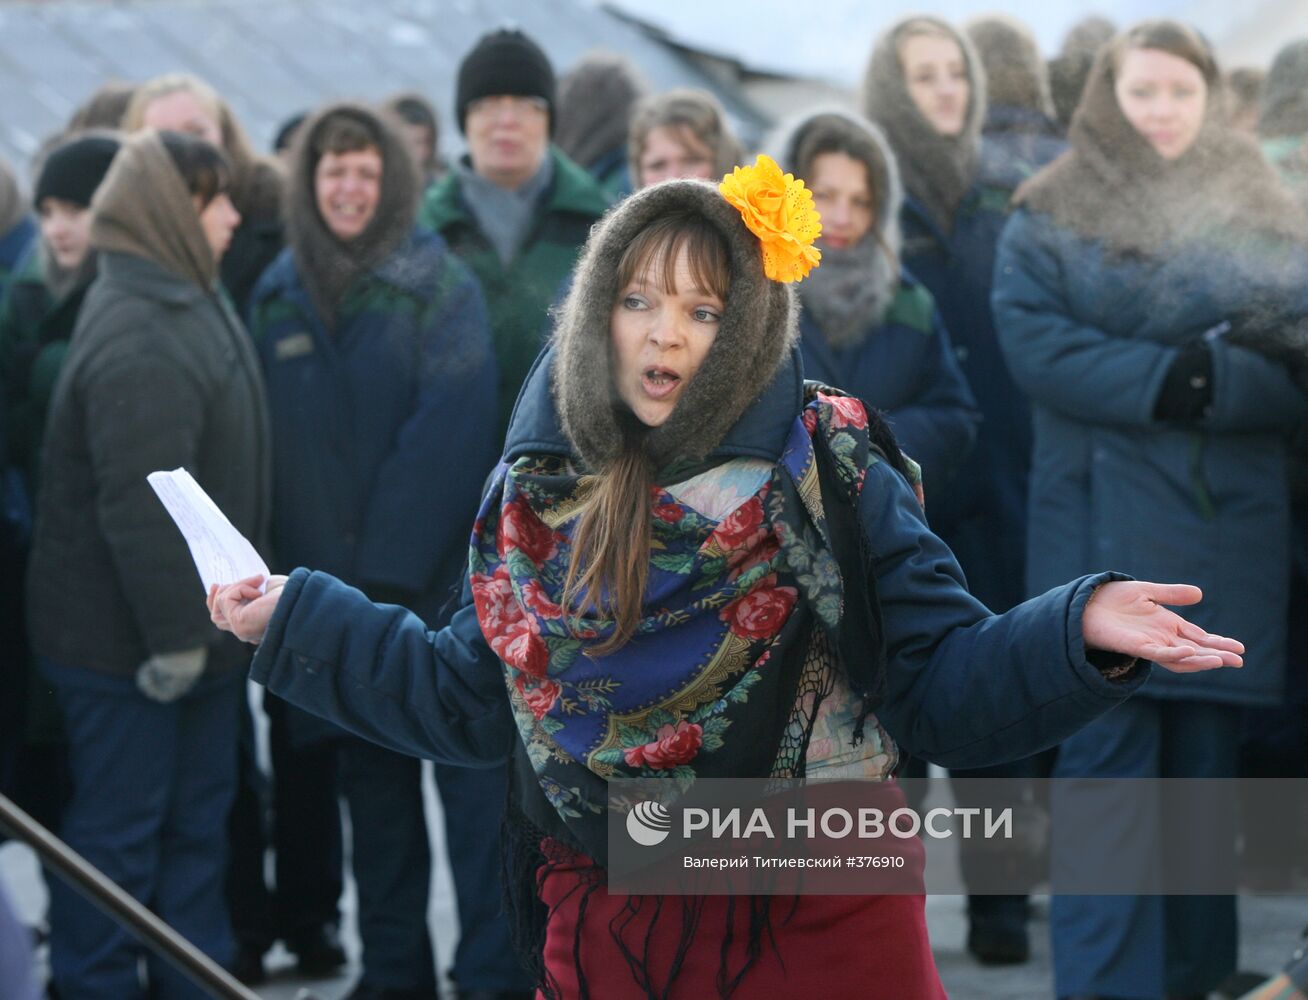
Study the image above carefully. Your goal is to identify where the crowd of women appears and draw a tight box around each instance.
[2,11,1308,1000]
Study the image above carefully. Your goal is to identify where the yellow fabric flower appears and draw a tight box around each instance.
[719,154,822,283]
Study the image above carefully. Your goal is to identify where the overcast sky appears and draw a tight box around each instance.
[601,0,1256,85]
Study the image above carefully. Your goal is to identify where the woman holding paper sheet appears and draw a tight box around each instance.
[209,170,1244,999]
[24,129,268,999]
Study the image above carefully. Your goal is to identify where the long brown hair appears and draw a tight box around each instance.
[561,212,731,656]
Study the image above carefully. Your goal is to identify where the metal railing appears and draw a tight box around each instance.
[0,790,261,1000]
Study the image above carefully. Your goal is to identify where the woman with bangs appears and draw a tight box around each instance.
[993,20,1308,999]
[628,90,745,190]
[210,167,1242,998]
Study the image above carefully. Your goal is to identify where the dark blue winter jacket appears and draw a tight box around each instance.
[993,206,1308,706]
[900,187,1030,612]
[0,215,35,302]
[248,228,498,624]
[976,106,1067,192]
[798,274,978,495]
[249,345,1150,771]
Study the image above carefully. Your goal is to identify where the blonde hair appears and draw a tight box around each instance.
[123,73,272,210]
[628,89,744,188]
[122,74,224,134]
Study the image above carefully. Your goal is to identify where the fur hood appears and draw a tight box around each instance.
[772,108,903,264]
[1017,33,1308,261]
[771,109,903,336]
[230,156,284,227]
[0,158,26,238]
[555,52,647,172]
[285,103,419,324]
[1261,39,1308,140]
[966,15,1055,119]
[861,16,987,232]
[552,179,796,471]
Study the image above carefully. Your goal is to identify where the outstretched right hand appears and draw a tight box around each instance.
[208,574,287,644]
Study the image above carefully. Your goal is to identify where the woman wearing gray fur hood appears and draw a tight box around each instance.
[776,110,978,492]
[209,170,1244,999]
[992,20,1308,999]
[862,15,1033,621]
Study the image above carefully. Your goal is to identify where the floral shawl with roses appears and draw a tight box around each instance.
[470,385,919,870]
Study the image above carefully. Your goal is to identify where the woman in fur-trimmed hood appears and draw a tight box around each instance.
[773,109,977,490]
[991,21,1308,999]
[862,15,986,235]
[862,15,1032,624]
[247,101,520,999]
[211,169,1244,1000]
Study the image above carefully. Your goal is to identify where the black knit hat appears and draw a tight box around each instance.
[456,29,556,134]
[35,135,120,209]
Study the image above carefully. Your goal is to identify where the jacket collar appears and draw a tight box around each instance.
[259,230,438,304]
[97,250,207,306]
[423,146,609,234]
[503,343,804,466]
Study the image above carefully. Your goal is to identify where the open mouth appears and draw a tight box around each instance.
[641,367,682,399]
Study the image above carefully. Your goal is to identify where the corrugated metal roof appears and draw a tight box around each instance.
[0,0,771,178]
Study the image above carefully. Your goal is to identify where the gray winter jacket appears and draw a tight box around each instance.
[26,250,270,677]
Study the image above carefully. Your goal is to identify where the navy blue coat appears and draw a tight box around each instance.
[993,207,1308,706]
[977,106,1067,193]
[900,186,1030,612]
[0,216,35,302]
[249,346,1149,772]
[249,229,498,625]
[798,275,978,493]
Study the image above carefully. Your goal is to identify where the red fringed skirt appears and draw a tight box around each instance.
[535,842,946,1000]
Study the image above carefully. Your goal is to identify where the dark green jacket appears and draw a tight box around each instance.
[418,147,609,439]
[0,248,88,493]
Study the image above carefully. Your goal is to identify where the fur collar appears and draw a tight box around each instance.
[1017,45,1308,260]
[552,179,796,472]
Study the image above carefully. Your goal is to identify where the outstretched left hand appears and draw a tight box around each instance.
[1082,582,1244,672]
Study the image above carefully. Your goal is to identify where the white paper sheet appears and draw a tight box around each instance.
[147,468,269,593]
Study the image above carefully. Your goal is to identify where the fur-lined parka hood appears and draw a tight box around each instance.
[551,179,797,471]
